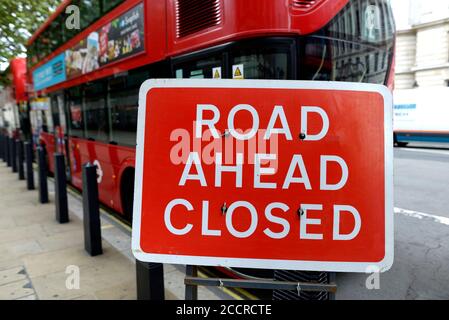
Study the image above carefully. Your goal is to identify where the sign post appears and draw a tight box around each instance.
[132,79,394,293]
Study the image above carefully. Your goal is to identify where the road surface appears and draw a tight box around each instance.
[337,143,449,299]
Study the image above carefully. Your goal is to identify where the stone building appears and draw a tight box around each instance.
[393,0,449,89]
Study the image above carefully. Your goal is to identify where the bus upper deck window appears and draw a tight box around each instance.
[300,0,395,85]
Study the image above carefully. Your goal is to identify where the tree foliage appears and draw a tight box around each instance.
[0,0,60,74]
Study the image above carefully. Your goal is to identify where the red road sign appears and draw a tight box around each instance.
[132,79,393,272]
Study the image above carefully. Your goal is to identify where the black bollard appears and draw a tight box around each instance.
[82,163,102,256]
[37,146,49,203]
[136,260,165,300]
[0,134,5,162]
[17,140,25,180]
[6,136,11,167]
[3,136,7,163]
[25,142,35,190]
[0,134,3,161]
[185,265,198,300]
[54,153,69,223]
[11,138,17,173]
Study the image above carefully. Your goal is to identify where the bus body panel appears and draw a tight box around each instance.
[10,58,28,104]
[166,0,349,57]
[40,131,57,172]
[28,0,353,94]
[69,137,135,213]
[394,88,449,143]
[1,58,28,138]
[26,0,396,220]
[29,0,167,94]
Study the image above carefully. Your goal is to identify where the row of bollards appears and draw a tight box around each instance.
[0,133,163,300]
[0,133,103,258]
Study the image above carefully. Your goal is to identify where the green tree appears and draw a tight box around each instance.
[0,0,60,73]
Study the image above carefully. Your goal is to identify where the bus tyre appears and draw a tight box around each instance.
[120,168,135,223]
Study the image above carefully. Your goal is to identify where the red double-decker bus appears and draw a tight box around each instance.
[27,0,395,221]
[0,58,30,140]
[27,0,395,300]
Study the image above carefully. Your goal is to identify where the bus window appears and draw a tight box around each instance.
[101,0,123,13]
[84,81,108,142]
[230,44,290,80]
[51,95,61,128]
[57,94,67,134]
[40,110,49,133]
[300,0,395,84]
[67,86,84,138]
[43,108,54,134]
[109,68,149,146]
[37,97,54,134]
[77,0,102,30]
[173,55,224,79]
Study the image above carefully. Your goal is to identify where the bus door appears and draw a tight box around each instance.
[50,92,71,180]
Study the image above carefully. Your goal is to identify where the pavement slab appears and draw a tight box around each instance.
[0,161,225,300]
[0,164,139,300]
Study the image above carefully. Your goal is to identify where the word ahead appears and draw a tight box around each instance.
[132,79,394,273]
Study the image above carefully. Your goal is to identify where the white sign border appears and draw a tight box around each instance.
[132,79,394,273]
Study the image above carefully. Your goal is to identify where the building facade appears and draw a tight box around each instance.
[393,0,449,89]
[392,0,449,143]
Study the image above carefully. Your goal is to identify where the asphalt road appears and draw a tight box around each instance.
[336,142,449,299]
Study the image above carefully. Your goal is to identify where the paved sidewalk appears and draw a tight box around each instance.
[0,160,226,300]
[0,157,172,301]
[0,163,139,299]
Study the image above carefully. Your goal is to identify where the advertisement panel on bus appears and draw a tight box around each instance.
[32,3,145,92]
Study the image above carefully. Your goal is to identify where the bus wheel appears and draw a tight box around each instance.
[120,168,135,223]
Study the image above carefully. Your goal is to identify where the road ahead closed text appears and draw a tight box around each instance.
[132,80,394,272]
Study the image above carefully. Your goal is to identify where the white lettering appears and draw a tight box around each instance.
[301,106,329,141]
[263,203,290,239]
[320,155,349,190]
[164,199,193,235]
[333,205,361,240]
[226,201,258,238]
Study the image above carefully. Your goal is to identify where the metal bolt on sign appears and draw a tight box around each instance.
[221,203,228,215]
